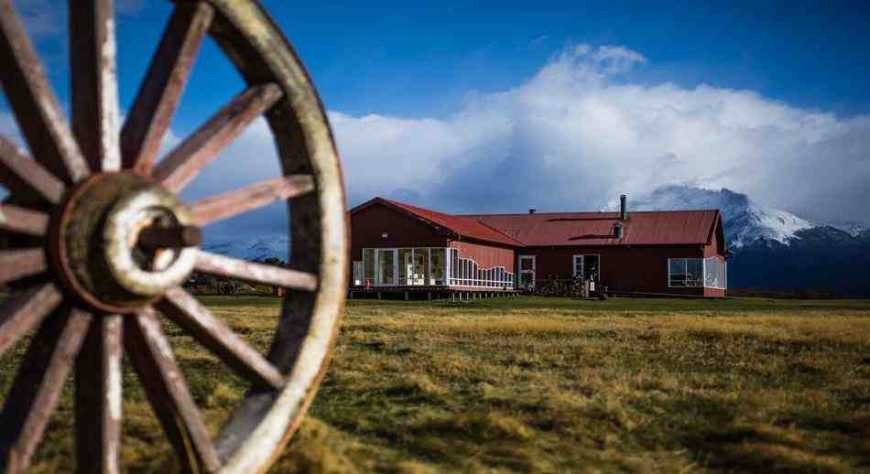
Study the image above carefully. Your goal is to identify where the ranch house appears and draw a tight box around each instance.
[349,196,728,298]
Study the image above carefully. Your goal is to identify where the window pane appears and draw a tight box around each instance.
[398,249,412,284]
[450,249,461,278]
[409,248,427,285]
[364,249,376,283]
[704,257,726,289]
[378,250,394,284]
[669,258,686,287]
[519,272,533,288]
[687,259,703,287]
[520,257,534,271]
[585,255,600,281]
[431,248,445,281]
[669,258,684,276]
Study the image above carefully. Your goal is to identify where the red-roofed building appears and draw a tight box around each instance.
[349,196,728,297]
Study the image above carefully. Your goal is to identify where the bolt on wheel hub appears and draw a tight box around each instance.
[53,172,199,313]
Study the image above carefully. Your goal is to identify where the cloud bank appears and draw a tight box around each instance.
[331,44,870,226]
[3,43,869,235]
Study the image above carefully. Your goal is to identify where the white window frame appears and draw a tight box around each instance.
[375,248,398,286]
[364,246,516,289]
[572,255,584,278]
[572,254,601,279]
[518,255,536,289]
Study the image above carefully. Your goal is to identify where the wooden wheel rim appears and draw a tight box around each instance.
[207,1,348,472]
[0,0,349,472]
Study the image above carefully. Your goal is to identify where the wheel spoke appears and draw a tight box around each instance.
[69,0,121,172]
[0,0,90,183]
[0,248,46,285]
[152,83,283,193]
[75,314,123,474]
[125,307,222,472]
[0,283,63,358]
[0,137,66,205]
[0,204,49,237]
[159,288,285,389]
[121,2,214,174]
[0,308,92,473]
[188,174,314,226]
[195,250,318,291]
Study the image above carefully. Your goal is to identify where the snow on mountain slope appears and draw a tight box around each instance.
[829,221,866,237]
[629,185,814,248]
[203,235,289,261]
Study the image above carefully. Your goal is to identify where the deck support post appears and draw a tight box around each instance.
[403,291,409,301]
[377,292,382,300]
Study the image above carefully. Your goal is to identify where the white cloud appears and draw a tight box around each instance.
[3,43,868,231]
[327,44,870,225]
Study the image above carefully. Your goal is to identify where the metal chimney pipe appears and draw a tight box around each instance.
[619,194,628,221]
[529,208,536,214]
[614,223,624,239]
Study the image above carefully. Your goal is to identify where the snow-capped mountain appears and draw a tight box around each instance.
[203,234,289,261]
[630,185,814,248]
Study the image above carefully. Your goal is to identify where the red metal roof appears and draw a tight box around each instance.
[466,210,721,247]
[351,197,722,248]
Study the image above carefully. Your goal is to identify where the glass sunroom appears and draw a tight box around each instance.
[667,257,727,289]
[355,247,514,289]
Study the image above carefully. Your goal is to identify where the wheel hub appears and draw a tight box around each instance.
[52,172,199,313]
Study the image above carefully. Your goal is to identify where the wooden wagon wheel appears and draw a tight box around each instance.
[0,0,348,472]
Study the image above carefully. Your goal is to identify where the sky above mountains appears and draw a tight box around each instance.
[1,0,869,236]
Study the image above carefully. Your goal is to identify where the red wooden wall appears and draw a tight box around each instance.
[449,240,515,272]
[519,245,719,296]
[349,204,449,262]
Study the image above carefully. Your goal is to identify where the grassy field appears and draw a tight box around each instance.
[2,296,869,473]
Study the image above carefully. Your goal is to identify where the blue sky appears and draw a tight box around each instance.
[2,0,870,236]
[12,1,870,123]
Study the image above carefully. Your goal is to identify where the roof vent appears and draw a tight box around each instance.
[614,222,624,239]
[529,208,536,214]
[619,194,628,221]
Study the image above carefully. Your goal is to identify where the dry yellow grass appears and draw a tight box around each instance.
[1,296,868,473]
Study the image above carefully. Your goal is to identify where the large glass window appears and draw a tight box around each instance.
[362,247,515,289]
[704,257,727,289]
[398,248,412,284]
[430,248,445,284]
[412,248,429,285]
[363,249,376,284]
[376,249,396,285]
[450,249,462,279]
[668,258,703,288]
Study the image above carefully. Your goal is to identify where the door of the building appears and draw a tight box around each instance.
[518,255,536,289]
